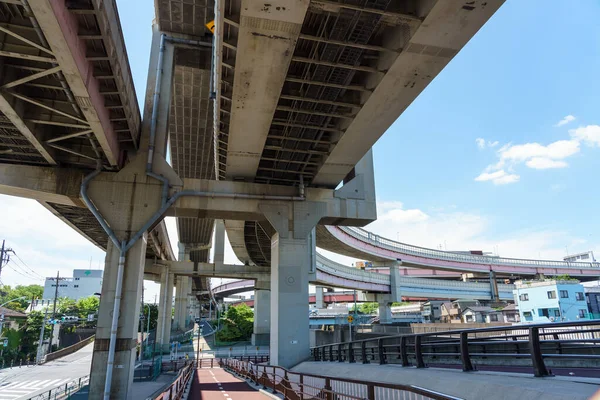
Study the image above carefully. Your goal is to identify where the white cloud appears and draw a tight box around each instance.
[525,157,568,169]
[499,140,580,164]
[476,138,499,150]
[555,115,576,127]
[569,125,600,147]
[475,169,520,185]
[476,138,581,184]
[0,195,105,287]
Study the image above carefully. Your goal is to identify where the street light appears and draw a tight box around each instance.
[0,295,28,308]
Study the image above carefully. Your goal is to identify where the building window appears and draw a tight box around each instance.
[519,293,529,301]
[465,315,473,322]
[74,285,79,288]
[547,291,556,299]
[554,310,561,317]
[579,309,587,318]
[75,278,80,281]
[559,290,569,298]
[490,314,498,322]
[576,292,584,301]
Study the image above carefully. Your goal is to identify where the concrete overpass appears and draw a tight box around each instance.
[319,225,600,277]
[0,0,507,398]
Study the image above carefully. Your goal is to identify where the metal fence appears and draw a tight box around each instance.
[26,375,89,400]
[152,363,194,400]
[312,320,600,377]
[223,358,462,400]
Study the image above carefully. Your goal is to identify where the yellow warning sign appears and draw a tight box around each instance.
[347,315,354,324]
[206,20,215,34]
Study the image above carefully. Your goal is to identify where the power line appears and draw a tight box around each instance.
[6,261,44,282]
[11,253,45,279]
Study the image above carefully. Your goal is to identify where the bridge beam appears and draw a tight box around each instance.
[28,0,121,165]
[225,0,310,180]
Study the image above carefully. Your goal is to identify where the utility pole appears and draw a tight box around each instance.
[47,271,61,353]
[36,307,49,363]
[0,240,14,282]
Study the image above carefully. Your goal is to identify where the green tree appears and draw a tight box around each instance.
[139,303,159,332]
[349,302,379,314]
[0,284,43,311]
[76,296,100,319]
[391,302,411,307]
[216,304,254,342]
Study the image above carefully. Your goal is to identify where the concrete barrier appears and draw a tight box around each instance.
[43,335,95,363]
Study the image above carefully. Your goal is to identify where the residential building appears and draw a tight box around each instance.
[440,299,480,323]
[421,301,444,323]
[461,306,502,323]
[513,280,588,323]
[42,269,103,301]
[501,303,520,323]
[585,287,600,319]
[0,306,27,331]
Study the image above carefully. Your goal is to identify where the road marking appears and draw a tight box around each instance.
[0,378,71,399]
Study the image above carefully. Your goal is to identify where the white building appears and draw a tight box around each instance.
[563,251,596,263]
[42,269,103,301]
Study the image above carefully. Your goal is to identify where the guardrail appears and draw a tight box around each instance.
[338,226,600,270]
[153,363,194,400]
[27,375,89,400]
[223,358,463,400]
[311,320,600,377]
[316,253,390,285]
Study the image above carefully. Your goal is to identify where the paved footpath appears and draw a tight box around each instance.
[190,368,271,400]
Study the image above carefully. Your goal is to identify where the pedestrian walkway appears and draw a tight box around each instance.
[190,367,271,400]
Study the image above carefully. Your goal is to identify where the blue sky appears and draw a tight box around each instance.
[0,0,598,294]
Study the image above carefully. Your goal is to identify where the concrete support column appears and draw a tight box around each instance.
[214,219,225,266]
[315,286,325,309]
[489,270,499,302]
[252,281,271,346]
[270,230,313,368]
[377,296,393,325]
[156,270,174,349]
[174,276,189,331]
[89,237,147,399]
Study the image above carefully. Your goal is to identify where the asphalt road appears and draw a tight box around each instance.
[0,343,93,400]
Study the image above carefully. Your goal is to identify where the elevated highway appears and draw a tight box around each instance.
[319,225,600,277]
[209,253,515,301]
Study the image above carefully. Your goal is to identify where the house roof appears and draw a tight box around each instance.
[0,306,27,319]
[502,303,518,311]
[462,306,497,314]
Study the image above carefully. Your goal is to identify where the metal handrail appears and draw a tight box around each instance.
[153,362,194,400]
[27,375,89,400]
[311,320,600,377]
[223,358,463,400]
[337,226,600,269]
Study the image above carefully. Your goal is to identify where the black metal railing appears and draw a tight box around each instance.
[223,358,463,400]
[311,320,600,377]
